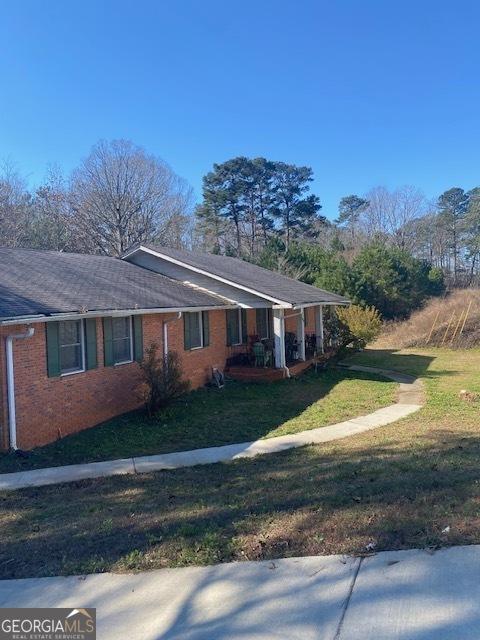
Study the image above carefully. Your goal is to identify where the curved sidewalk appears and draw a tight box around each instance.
[0,364,424,491]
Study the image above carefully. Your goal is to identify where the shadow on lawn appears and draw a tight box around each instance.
[343,348,441,377]
[3,350,478,639]
[0,355,423,474]
[2,416,480,581]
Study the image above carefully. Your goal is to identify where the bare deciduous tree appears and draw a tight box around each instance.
[30,165,74,251]
[0,161,31,247]
[70,139,193,256]
[362,185,426,248]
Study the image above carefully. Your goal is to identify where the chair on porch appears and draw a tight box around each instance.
[253,341,272,367]
[285,332,298,362]
[305,334,317,358]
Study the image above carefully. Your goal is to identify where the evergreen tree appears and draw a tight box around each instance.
[437,187,470,285]
[271,162,322,249]
[336,195,369,246]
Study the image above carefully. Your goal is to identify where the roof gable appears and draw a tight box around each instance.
[123,244,349,308]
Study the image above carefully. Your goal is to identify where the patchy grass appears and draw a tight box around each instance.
[4,347,480,580]
[0,367,394,473]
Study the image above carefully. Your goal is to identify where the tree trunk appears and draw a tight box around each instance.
[235,217,241,256]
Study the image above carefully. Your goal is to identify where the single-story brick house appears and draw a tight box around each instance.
[0,245,348,451]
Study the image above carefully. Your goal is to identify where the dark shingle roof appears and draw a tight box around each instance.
[0,248,228,320]
[137,245,349,307]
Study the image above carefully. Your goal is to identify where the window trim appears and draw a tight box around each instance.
[189,311,204,350]
[112,316,134,366]
[233,309,243,345]
[225,307,244,347]
[256,308,270,340]
[59,319,86,377]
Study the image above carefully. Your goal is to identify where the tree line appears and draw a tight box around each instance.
[0,139,193,257]
[1,143,477,318]
[194,156,480,293]
[334,186,480,288]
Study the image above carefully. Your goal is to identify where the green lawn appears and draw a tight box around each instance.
[0,367,395,473]
[5,347,479,580]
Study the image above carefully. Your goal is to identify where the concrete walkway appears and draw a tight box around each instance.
[1,545,478,639]
[0,365,424,491]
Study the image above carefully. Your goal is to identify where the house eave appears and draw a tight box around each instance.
[0,304,238,326]
[292,300,350,310]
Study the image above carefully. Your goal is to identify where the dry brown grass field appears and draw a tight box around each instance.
[376,289,480,349]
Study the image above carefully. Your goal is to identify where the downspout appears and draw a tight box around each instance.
[163,312,182,361]
[5,327,34,450]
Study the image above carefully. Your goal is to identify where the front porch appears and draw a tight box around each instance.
[226,354,320,382]
[224,304,342,382]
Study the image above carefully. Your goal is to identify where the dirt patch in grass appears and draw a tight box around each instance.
[0,367,395,473]
[3,347,478,580]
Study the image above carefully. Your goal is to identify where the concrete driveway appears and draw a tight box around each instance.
[1,546,479,639]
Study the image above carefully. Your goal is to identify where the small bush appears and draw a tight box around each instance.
[322,305,351,349]
[138,344,190,416]
[336,304,382,348]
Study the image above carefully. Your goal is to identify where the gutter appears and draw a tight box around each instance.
[292,300,350,309]
[5,327,34,450]
[0,304,237,327]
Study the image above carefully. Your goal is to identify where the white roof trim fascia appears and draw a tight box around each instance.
[0,304,238,326]
[124,245,294,308]
[292,300,350,310]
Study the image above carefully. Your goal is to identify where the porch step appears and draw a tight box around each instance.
[226,366,286,382]
[227,358,314,383]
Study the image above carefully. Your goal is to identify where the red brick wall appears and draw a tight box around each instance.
[285,307,317,336]
[0,326,7,451]
[284,311,297,333]
[304,306,316,335]
[246,309,257,338]
[0,310,229,450]
[0,307,321,450]
[165,310,228,389]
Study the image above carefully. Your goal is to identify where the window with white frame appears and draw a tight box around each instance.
[112,316,133,364]
[59,319,85,375]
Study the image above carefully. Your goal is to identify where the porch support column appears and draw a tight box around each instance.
[297,307,306,361]
[273,309,286,369]
[315,304,324,353]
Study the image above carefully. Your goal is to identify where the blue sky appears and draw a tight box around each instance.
[1,0,479,219]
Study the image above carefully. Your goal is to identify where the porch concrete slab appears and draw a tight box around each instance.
[0,457,135,491]
[338,546,480,640]
[0,554,359,640]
